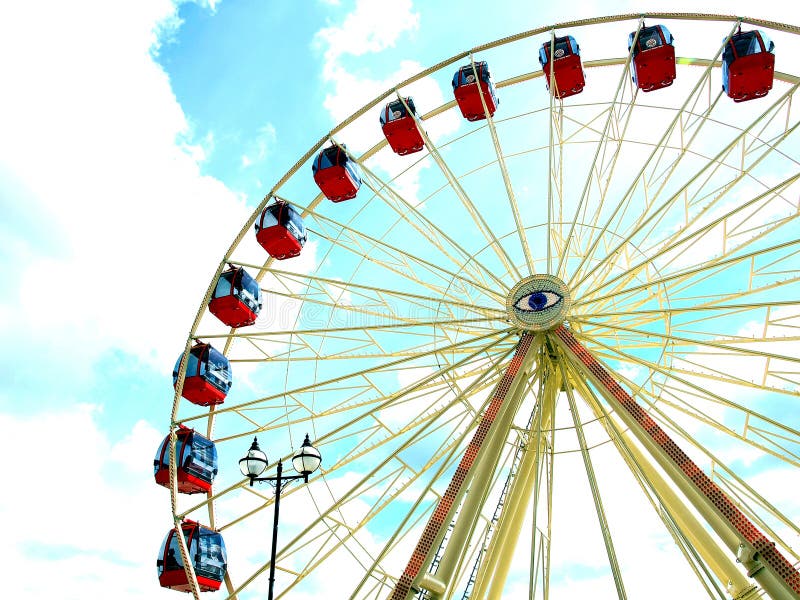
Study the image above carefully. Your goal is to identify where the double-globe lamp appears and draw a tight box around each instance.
[239,434,321,600]
[239,433,321,483]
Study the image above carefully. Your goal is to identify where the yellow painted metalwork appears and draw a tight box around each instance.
[228,341,520,599]
[409,108,521,284]
[343,163,508,292]
[166,13,800,600]
[580,171,800,304]
[573,86,800,296]
[567,21,740,292]
[472,351,558,599]
[555,336,800,600]
[425,336,541,598]
[556,18,643,280]
[466,55,535,277]
[546,30,558,276]
[569,371,756,597]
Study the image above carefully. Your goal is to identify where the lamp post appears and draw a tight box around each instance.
[239,434,322,600]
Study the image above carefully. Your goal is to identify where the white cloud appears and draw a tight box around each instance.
[0,1,250,374]
[315,0,419,64]
[182,130,215,163]
[0,407,168,599]
[110,418,165,472]
[241,123,277,168]
[0,2,255,596]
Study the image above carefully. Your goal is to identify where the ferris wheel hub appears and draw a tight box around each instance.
[506,274,572,331]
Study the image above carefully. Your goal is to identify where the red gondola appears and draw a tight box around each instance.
[255,200,307,259]
[628,25,676,92]
[153,426,218,494]
[312,144,362,202]
[539,36,585,99]
[208,266,262,327]
[380,97,424,155]
[173,342,232,407]
[157,520,227,592]
[452,61,499,121]
[723,29,775,102]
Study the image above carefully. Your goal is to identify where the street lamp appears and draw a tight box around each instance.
[239,434,322,600]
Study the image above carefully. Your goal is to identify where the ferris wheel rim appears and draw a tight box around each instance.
[164,12,800,600]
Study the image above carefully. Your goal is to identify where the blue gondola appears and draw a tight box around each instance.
[722,29,775,102]
[173,342,232,406]
[153,426,218,494]
[209,265,262,327]
[157,520,227,592]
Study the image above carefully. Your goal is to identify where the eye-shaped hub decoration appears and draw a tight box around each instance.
[514,290,562,312]
[506,275,571,331]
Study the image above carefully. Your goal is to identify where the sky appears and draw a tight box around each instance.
[1,1,799,599]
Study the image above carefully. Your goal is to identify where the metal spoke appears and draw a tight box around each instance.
[462,56,536,277]
[349,159,509,292]
[578,170,800,303]
[407,103,522,283]
[566,364,747,598]
[571,77,800,294]
[557,19,642,279]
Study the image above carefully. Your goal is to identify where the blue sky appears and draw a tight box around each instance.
[1,1,799,598]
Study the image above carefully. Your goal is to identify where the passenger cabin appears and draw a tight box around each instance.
[208,266,262,327]
[255,201,307,260]
[312,144,362,202]
[173,342,232,406]
[157,520,227,593]
[723,29,775,102]
[380,97,424,155]
[452,61,499,121]
[153,426,218,494]
[628,24,676,92]
[539,36,585,99]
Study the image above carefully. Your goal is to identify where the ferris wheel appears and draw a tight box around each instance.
[155,13,800,600]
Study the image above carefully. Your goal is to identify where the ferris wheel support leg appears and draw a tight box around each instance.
[389,333,541,600]
[553,325,800,600]
[430,335,541,599]
[475,365,559,600]
[569,372,756,598]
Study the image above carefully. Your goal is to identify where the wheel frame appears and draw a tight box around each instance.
[165,13,800,600]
